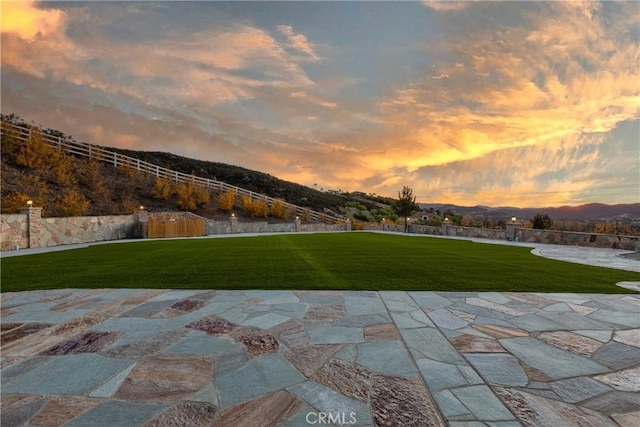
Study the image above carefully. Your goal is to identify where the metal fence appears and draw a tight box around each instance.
[2,121,342,224]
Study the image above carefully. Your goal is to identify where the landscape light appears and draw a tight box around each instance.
[231,213,235,217]
[444,217,449,223]
[511,217,517,223]
[26,200,33,207]
[139,205,144,210]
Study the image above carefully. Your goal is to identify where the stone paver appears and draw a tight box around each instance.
[1,289,639,426]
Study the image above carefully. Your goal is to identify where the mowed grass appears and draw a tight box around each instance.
[2,232,638,293]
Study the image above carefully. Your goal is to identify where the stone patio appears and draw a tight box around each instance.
[1,288,638,426]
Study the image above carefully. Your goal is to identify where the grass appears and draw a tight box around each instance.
[2,232,638,293]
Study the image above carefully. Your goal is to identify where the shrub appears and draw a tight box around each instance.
[56,188,90,216]
[271,198,289,219]
[242,196,269,218]
[151,178,172,200]
[193,185,210,207]
[1,192,30,214]
[15,131,53,170]
[175,182,197,212]
[218,189,236,212]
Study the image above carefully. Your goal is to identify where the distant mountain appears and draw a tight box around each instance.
[418,202,640,221]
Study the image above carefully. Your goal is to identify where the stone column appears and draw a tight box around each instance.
[441,222,451,236]
[381,219,387,231]
[137,209,149,238]
[19,206,43,248]
[294,217,302,232]
[345,220,352,231]
[230,214,238,234]
[506,223,516,241]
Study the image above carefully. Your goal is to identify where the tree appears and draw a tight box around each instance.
[531,213,553,229]
[393,186,419,232]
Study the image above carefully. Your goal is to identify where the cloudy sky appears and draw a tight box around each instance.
[2,1,639,207]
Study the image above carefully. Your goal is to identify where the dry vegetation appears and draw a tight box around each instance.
[0,116,347,220]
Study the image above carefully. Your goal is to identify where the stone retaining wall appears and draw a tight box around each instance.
[1,213,29,251]
[515,228,639,250]
[1,210,136,250]
[2,209,349,251]
[363,221,638,251]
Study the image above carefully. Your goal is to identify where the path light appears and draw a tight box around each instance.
[26,200,33,207]
[444,217,449,223]
[139,205,145,211]
[231,213,235,218]
[511,217,517,223]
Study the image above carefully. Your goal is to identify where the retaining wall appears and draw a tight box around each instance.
[363,221,638,251]
[1,210,136,250]
[2,209,350,251]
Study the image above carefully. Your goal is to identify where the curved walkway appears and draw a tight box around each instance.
[1,288,639,426]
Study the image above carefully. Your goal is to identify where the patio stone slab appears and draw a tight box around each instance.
[162,333,242,356]
[65,400,166,427]
[28,396,101,426]
[494,387,618,427]
[549,377,612,404]
[499,337,609,380]
[613,329,640,348]
[451,385,515,421]
[592,341,640,370]
[89,363,136,397]
[433,389,473,419]
[537,331,604,357]
[345,296,387,316]
[355,340,416,377]
[288,380,365,415]
[1,396,47,427]
[428,308,469,330]
[594,367,640,392]
[145,401,218,427]
[465,353,528,387]
[307,326,364,344]
[588,310,640,328]
[242,312,290,329]
[313,358,372,401]
[215,390,301,427]
[409,292,453,310]
[1,354,135,395]
[216,353,306,407]
[371,374,445,427]
[400,327,466,363]
[416,358,472,392]
[284,345,343,377]
[114,354,214,402]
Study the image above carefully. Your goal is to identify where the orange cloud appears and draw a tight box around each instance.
[1,0,65,40]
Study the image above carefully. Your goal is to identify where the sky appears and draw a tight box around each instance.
[1,0,639,207]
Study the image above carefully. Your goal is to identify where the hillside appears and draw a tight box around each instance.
[0,115,352,219]
[419,203,640,222]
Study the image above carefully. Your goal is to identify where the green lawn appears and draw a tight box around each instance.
[2,233,638,293]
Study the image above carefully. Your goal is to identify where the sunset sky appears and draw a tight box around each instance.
[2,0,639,207]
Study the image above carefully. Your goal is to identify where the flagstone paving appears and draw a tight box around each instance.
[1,289,639,426]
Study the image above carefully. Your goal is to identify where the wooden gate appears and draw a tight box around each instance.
[147,218,205,238]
